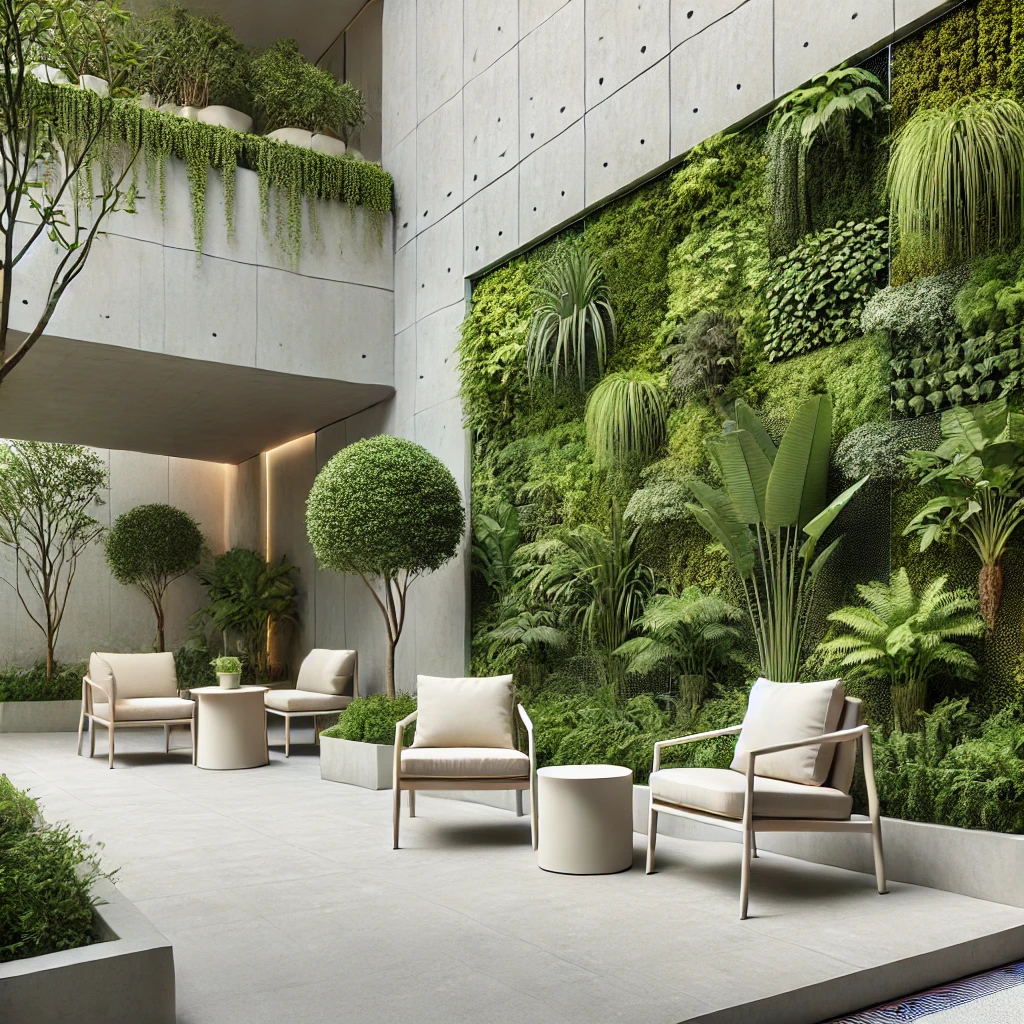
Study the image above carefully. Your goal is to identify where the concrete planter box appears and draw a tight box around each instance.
[633,784,1024,908]
[0,877,175,1023]
[0,699,80,733]
[319,734,393,790]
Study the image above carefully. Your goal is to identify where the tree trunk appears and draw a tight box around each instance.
[385,638,396,700]
[979,561,1003,631]
[156,604,165,653]
[891,679,927,732]
[45,642,54,684]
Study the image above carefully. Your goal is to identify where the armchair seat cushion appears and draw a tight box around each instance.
[265,690,352,713]
[92,697,195,722]
[401,747,530,779]
[650,767,853,821]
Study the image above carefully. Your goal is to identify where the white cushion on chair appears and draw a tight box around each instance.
[296,649,357,696]
[650,767,852,820]
[411,675,515,748]
[730,678,846,786]
[92,697,195,722]
[90,652,178,700]
[401,747,530,779]
[265,690,352,713]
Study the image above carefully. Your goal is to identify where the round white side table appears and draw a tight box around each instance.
[192,686,269,770]
[536,764,634,874]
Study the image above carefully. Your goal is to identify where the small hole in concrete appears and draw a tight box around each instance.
[803,41,809,47]
[736,83,741,90]
[561,190,565,196]
[475,244,480,250]
[530,132,535,138]
[852,11,858,18]
[693,107,699,113]
[498,230,503,236]
[560,106,565,113]
[687,9,694,17]
[21,299,27,304]
[403,222,408,228]
[361,353,366,359]
[533,206,537,211]
[640,138,645,144]
[212,332,217,337]
[423,210,428,217]
[447,191,452,197]
[603,161,608,167]
[599,77,604,85]
[640,45,646,53]
[474,173,478,180]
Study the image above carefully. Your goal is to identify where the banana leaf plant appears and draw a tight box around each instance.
[685,395,867,681]
[903,399,1024,629]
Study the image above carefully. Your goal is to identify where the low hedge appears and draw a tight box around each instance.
[0,776,105,963]
[0,663,84,703]
[321,693,417,746]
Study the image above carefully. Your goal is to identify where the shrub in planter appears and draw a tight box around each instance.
[322,693,418,746]
[0,775,105,963]
[0,663,85,703]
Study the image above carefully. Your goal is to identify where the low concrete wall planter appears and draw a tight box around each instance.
[0,877,175,1024]
[320,734,393,790]
[0,699,80,733]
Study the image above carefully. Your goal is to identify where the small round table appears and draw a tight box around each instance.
[536,764,634,874]
[191,686,269,770]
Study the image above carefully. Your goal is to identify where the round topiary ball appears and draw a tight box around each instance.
[106,503,205,586]
[306,435,465,580]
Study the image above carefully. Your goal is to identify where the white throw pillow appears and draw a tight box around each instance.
[730,678,846,786]
[296,649,357,696]
[412,675,515,749]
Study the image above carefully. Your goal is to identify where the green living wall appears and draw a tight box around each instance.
[459,3,1024,834]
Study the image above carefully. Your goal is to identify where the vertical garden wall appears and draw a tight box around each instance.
[459,0,1024,835]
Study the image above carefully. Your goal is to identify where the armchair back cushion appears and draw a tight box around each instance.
[730,678,846,786]
[827,697,863,795]
[412,675,515,749]
[89,652,178,700]
[296,649,357,696]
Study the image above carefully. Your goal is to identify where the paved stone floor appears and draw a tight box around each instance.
[2,724,1024,1024]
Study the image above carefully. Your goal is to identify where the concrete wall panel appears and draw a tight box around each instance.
[385,130,417,252]
[520,0,571,38]
[416,0,463,118]
[415,302,464,415]
[464,170,519,277]
[381,0,417,151]
[227,457,260,551]
[669,0,774,159]
[416,211,465,319]
[585,0,670,108]
[896,0,948,31]
[774,0,895,96]
[585,60,671,208]
[670,0,745,46]
[394,238,416,334]
[416,95,464,233]
[464,0,517,81]
[519,120,585,246]
[519,0,584,160]
[392,325,418,438]
[464,49,519,199]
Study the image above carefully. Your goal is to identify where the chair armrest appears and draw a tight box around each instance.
[83,674,115,702]
[392,709,418,787]
[518,704,536,770]
[746,724,869,760]
[652,725,743,773]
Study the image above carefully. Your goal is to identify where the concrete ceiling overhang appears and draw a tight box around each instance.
[0,335,392,464]
[125,0,372,61]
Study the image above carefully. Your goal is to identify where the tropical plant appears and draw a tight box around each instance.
[817,569,983,731]
[861,268,966,345]
[193,547,298,681]
[0,441,106,681]
[684,396,867,682]
[105,503,204,652]
[903,399,1024,628]
[763,218,889,362]
[663,310,741,403]
[953,244,1024,336]
[520,502,655,694]
[480,607,567,671]
[471,499,521,604]
[766,65,887,252]
[306,436,465,699]
[526,237,615,391]
[0,2,144,388]
[888,95,1024,268]
[210,655,241,675]
[615,588,745,716]
[322,692,418,746]
[584,370,667,470]
[250,38,365,137]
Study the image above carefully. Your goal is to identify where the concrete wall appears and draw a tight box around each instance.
[0,449,228,669]
[373,0,952,686]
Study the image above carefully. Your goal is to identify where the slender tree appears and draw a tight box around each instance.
[0,440,107,680]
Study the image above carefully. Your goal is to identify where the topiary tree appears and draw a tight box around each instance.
[105,504,204,652]
[306,436,465,699]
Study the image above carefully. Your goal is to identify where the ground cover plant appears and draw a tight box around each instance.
[321,693,418,746]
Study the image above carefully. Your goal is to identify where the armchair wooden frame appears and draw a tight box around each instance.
[646,710,887,919]
[391,705,538,851]
[77,674,195,769]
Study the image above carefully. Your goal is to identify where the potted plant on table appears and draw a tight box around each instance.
[211,656,242,690]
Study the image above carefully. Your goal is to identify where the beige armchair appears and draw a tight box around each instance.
[392,674,537,850]
[78,652,196,768]
[646,678,887,919]
[264,649,358,757]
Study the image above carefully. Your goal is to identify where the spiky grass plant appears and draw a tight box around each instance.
[888,95,1024,267]
[526,237,615,391]
[584,370,667,470]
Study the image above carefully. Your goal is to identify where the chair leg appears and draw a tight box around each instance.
[392,784,401,849]
[871,815,888,894]
[646,803,658,874]
[740,827,753,920]
[515,789,524,817]
[108,724,115,769]
[77,706,86,756]
[285,716,291,758]
[751,830,758,859]
[89,717,95,757]
[164,724,171,754]
[408,789,416,818]
[190,717,196,759]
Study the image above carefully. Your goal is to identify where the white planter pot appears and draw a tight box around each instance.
[137,92,157,110]
[198,105,253,134]
[157,102,180,116]
[346,148,364,161]
[311,133,346,157]
[78,74,109,97]
[0,699,81,733]
[217,672,241,690]
[178,105,200,120]
[30,64,70,85]
[320,734,393,790]
[266,127,314,149]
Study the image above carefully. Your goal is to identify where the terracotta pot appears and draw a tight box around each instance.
[198,105,253,134]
